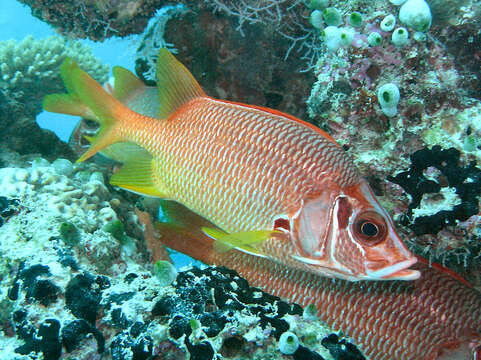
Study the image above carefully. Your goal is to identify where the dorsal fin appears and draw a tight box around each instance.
[112,66,145,103]
[416,255,472,288]
[156,49,206,119]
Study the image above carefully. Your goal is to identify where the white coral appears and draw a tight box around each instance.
[0,35,109,91]
[136,4,189,81]
[0,160,115,229]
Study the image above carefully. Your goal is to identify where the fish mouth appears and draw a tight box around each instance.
[369,258,421,280]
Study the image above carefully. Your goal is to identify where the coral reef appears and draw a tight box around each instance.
[0,35,108,160]
[303,0,481,278]
[0,35,108,118]
[18,0,171,41]
[0,159,364,360]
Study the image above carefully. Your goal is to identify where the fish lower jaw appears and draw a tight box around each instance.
[367,258,421,281]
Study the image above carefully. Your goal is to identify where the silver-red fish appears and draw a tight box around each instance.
[43,49,419,281]
[154,200,481,360]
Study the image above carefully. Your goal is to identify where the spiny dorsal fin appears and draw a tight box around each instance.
[112,66,145,103]
[156,49,206,119]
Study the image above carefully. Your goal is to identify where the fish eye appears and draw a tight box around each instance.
[354,211,387,246]
[360,221,378,236]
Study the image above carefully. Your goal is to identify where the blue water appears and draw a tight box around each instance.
[1,0,135,142]
[0,0,199,270]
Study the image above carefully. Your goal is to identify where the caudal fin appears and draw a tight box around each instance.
[43,58,128,162]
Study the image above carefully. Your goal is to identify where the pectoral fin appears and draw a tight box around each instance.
[202,227,279,256]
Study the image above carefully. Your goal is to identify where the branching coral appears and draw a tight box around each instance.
[0,35,108,159]
[135,4,190,81]
[0,35,108,116]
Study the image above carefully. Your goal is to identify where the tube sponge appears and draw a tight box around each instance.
[321,26,342,51]
[310,10,324,29]
[392,27,409,46]
[368,32,383,46]
[380,15,396,32]
[377,83,400,117]
[278,331,300,355]
[399,0,432,32]
[322,7,343,26]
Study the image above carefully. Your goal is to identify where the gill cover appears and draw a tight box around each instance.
[290,179,420,281]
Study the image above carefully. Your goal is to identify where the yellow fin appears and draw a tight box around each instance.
[112,66,145,103]
[43,93,94,119]
[44,57,131,163]
[101,142,149,164]
[109,143,165,197]
[202,227,279,255]
[156,49,206,119]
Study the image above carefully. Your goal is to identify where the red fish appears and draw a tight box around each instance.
[43,49,419,281]
[154,200,481,360]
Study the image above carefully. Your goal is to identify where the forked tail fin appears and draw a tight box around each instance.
[43,57,130,162]
[43,49,206,163]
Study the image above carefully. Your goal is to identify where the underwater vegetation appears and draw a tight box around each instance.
[1,0,481,359]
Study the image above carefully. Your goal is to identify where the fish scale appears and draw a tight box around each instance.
[148,97,360,233]
[45,49,423,282]
[175,234,479,360]
[211,249,481,360]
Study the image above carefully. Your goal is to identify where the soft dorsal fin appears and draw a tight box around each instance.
[112,66,160,119]
[156,49,206,119]
[112,66,145,103]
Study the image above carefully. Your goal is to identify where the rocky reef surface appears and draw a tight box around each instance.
[0,158,363,360]
[0,35,108,160]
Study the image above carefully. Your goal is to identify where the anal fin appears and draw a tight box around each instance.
[107,143,165,197]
